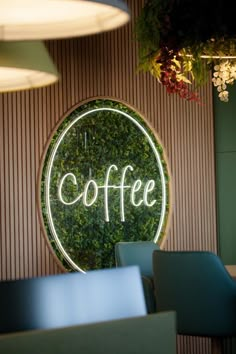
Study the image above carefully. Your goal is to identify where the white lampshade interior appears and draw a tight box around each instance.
[0,41,59,92]
[0,0,130,40]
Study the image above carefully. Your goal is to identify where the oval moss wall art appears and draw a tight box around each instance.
[40,99,171,272]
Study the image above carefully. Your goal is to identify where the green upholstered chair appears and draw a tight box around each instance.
[0,312,177,354]
[115,241,159,313]
[152,250,236,354]
[0,266,146,334]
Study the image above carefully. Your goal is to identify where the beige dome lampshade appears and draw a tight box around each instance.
[0,0,130,40]
[0,0,130,93]
[0,41,59,92]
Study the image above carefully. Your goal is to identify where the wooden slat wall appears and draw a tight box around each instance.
[0,1,216,352]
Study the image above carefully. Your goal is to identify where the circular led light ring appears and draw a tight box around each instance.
[45,107,167,272]
[182,53,236,60]
[200,55,236,59]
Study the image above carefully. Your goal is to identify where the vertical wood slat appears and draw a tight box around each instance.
[0,1,216,352]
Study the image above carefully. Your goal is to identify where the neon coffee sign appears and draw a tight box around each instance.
[41,100,169,272]
[58,165,157,222]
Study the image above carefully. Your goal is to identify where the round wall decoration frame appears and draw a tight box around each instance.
[39,99,171,272]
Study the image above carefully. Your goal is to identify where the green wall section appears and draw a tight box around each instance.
[214,86,236,264]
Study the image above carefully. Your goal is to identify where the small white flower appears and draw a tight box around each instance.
[212,60,236,102]
[219,65,227,72]
[230,72,236,80]
[230,65,236,73]
[222,72,230,80]
[226,78,234,84]
[216,77,223,86]
[230,65,236,79]
[219,90,229,102]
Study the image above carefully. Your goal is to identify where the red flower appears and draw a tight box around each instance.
[156,47,200,103]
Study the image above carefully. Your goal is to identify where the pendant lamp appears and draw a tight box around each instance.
[0,41,59,92]
[0,0,130,40]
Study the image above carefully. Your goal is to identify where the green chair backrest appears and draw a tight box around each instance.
[115,241,160,313]
[115,241,159,278]
[0,312,177,354]
[153,250,236,337]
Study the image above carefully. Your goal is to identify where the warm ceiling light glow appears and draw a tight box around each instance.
[0,41,59,92]
[0,0,130,40]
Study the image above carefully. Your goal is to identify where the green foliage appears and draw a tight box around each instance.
[134,0,161,68]
[135,0,236,100]
[41,100,170,272]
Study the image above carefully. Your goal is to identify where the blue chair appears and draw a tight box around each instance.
[152,250,236,354]
[115,241,159,313]
[0,266,146,334]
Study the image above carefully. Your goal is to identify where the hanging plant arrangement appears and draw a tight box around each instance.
[135,0,236,102]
